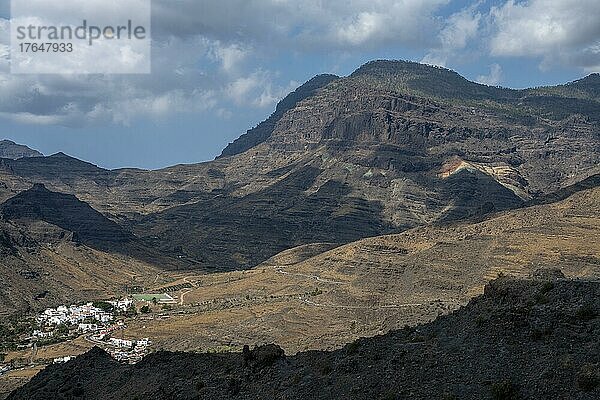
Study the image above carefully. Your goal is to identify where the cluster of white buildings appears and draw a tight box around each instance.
[108,298,134,311]
[33,298,134,339]
[108,337,150,349]
[36,303,113,328]
[106,337,152,364]
[29,297,153,365]
[53,356,74,364]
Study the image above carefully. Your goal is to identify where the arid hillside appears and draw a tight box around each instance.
[118,182,600,354]
[9,276,600,400]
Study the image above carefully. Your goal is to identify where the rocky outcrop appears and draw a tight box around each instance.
[0,140,42,160]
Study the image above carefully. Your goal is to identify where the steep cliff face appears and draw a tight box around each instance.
[262,61,599,194]
[219,74,340,157]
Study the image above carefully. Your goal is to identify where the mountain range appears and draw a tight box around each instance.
[0,60,599,316]
[1,59,599,399]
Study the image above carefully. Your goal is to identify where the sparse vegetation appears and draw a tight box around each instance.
[345,341,360,355]
[576,364,599,392]
[575,304,597,321]
[491,380,519,400]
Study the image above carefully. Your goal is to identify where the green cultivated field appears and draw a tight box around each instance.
[132,294,172,302]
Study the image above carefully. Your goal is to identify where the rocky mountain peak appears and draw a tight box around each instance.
[0,140,43,160]
[219,73,340,158]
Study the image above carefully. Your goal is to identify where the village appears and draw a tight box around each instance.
[0,295,164,380]
[33,297,155,364]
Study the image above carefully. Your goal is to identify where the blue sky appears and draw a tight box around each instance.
[0,0,598,169]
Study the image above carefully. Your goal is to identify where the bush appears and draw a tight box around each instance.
[575,304,597,321]
[540,281,554,294]
[345,341,360,355]
[92,301,114,313]
[140,305,151,314]
[577,364,599,392]
[491,380,519,400]
[321,364,332,375]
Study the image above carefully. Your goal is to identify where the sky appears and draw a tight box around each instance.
[0,0,599,170]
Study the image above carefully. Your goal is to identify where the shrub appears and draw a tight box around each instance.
[540,281,554,294]
[577,364,599,392]
[491,380,519,400]
[345,341,360,355]
[575,304,597,321]
[321,364,332,376]
[92,301,114,312]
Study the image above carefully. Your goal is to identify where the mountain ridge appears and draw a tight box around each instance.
[0,60,597,271]
[0,140,42,160]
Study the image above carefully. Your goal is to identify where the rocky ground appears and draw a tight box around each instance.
[7,275,600,399]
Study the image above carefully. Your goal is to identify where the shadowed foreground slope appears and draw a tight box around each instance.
[9,277,600,400]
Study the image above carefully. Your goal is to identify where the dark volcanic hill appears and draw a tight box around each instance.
[0,184,174,317]
[9,276,600,400]
[0,60,598,270]
[0,140,42,160]
[0,183,133,246]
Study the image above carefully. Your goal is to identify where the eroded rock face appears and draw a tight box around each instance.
[0,140,42,160]
[219,74,340,158]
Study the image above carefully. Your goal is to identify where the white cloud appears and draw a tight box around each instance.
[422,6,481,67]
[1,0,598,128]
[476,63,503,86]
[152,0,448,50]
[0,0,454,127]
[225,71,299,109]
[489,0,600,70]
[212,43,250,73]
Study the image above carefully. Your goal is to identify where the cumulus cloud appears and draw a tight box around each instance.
[422,6,481,67]
[476,63,503,86]
[0,19,294,126]
[0,0,454,127]
[1,0,598,128]
[489,0,600,71]
[151,0,447,50]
